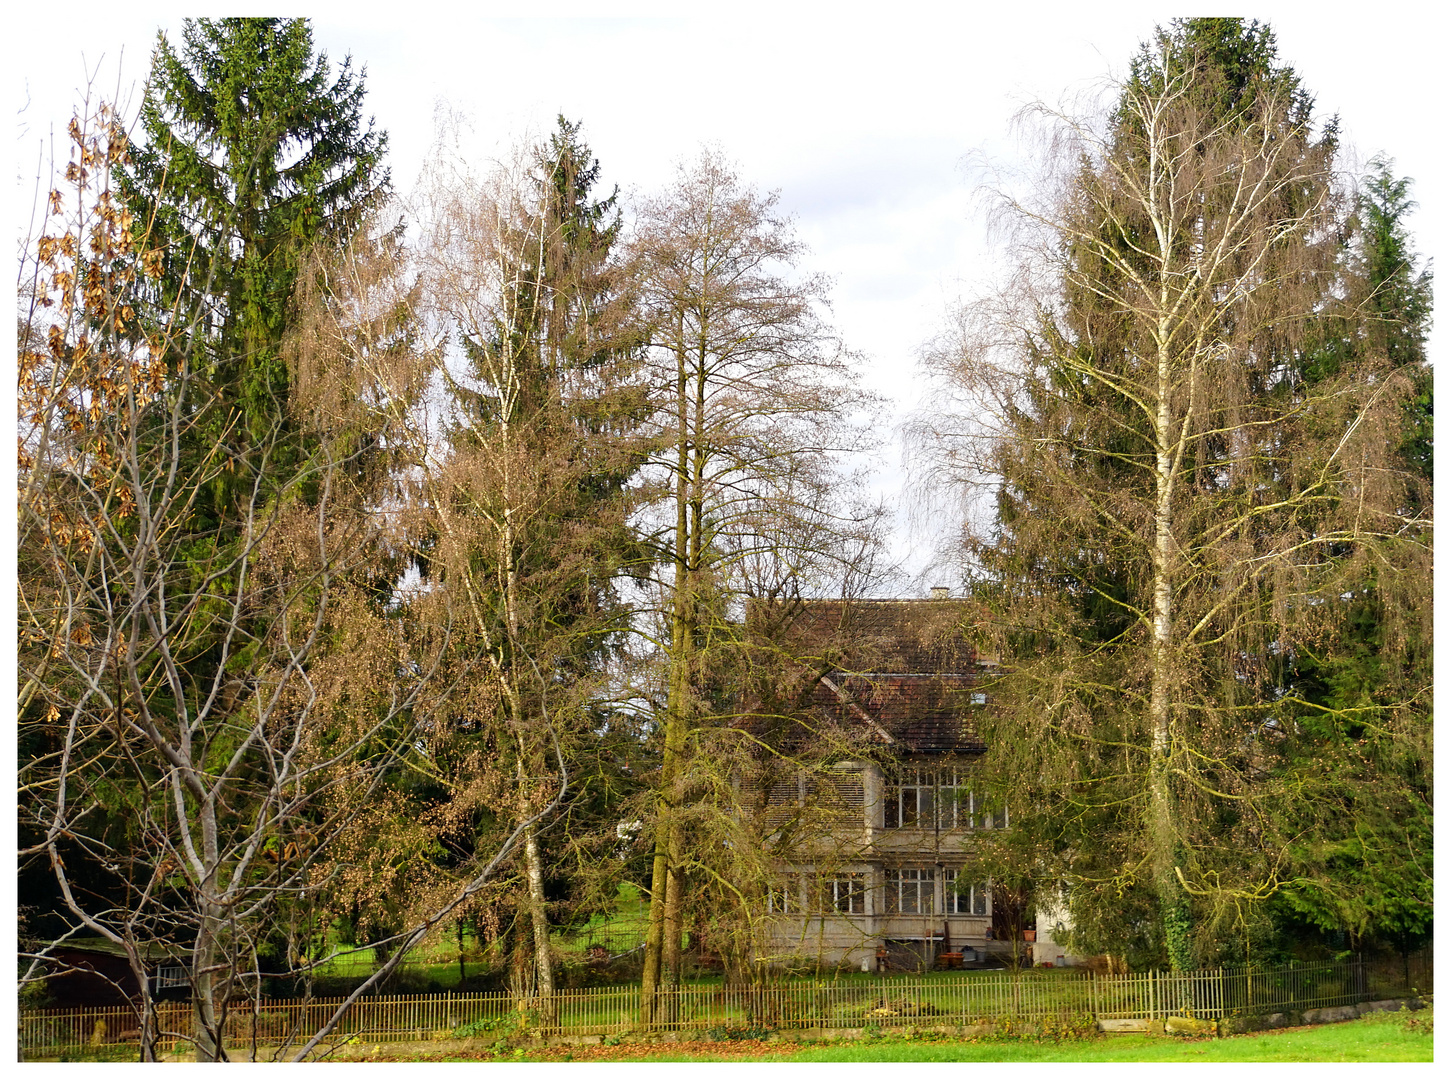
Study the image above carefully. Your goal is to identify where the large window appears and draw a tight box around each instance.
[883,867,935,915]
[936,768,971,829]
[943,870,989,915]
[883,768,1008,830]
[820,873,866,914]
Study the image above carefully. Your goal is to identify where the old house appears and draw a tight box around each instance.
[36,939,190,1006]
[751,593,1072,972]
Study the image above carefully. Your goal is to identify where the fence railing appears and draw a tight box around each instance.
[20,954,1431,1059]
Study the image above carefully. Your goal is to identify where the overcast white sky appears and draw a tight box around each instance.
[10,2,1446,585]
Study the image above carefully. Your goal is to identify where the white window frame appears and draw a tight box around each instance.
[936,768,971,828]
[943,870,990,916]
[882,768,1008,830]
[884,866,936,915]
[883,769,931,828]
[821,872,866,915]
[767,876,799,914]
[152,965,188,990]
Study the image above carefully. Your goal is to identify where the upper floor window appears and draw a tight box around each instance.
[883,769,933,828]
[883,768,1008,829]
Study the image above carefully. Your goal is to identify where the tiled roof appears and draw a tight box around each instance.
[779,598,979,675]
[771,599,986,754]
[812,673,986,753]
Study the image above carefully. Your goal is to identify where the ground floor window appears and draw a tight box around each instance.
[767,877,798,914]
[943,869,989,915]
[820,873,866,914]
[883,866,935,914]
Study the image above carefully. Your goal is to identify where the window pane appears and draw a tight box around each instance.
[898,867,933,915]
[768,880,795,914]
[831,873,865,914]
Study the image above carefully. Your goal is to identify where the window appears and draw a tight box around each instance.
[883,769,932,828]
[767,877,798,914]
[943,870,989,915]
[936,768,971,828]
[821,873,866,914]
[883,867,935,915]
[153,965,188,991]
[883,768,1007,830]
[976,801,1009,830]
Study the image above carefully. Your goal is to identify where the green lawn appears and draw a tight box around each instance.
[31,1003,1431,1063]
[306,883,651,988]
[514,1007,1433,1063]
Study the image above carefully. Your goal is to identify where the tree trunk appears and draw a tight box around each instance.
[192,905,226,1061]
[640,836,669,1023]
[643,340,695,1023]
[1150,334,1191,972]
[122,938,160,1062]
[522,825,556,1020]
[663,855,684,986]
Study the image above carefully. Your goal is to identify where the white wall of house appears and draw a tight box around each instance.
[761,759,1006,971]
[1031,891,1085,968]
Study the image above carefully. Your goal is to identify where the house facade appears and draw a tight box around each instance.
[754,595,1073,971]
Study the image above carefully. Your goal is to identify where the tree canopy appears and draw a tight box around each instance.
[120,17,388,502]
[924,17,1432,970]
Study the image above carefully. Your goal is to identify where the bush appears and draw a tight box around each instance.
[706,1023,774,1041]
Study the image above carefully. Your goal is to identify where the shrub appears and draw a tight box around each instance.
[706,1023,774,1041]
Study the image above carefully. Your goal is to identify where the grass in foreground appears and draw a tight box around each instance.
[389,1006,1432,1064]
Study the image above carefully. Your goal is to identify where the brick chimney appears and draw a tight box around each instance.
[930,586,950,600]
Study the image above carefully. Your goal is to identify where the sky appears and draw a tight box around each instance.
[10,2,1447,587]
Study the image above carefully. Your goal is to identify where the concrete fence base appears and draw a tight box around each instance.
[1103,995,1428,1038]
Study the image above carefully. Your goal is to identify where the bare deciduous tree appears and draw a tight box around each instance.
[627,150,886,1009]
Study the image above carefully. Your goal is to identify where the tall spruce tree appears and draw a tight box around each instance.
[1358,159,1433,482]
[407,117,647,1006]
[34,21,398,1056]
[1271,159,1433,957]
[120,17,388,515]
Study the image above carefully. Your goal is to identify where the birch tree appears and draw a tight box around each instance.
[407,118,645,1009]
[925,26,1430,969]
